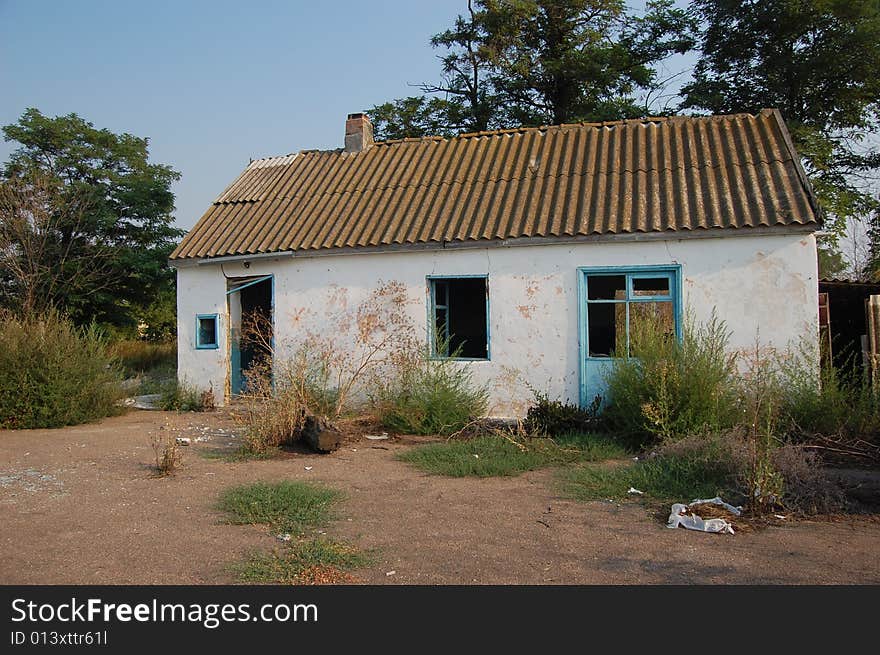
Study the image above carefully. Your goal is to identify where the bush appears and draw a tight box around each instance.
[237,361,310,453]
[0,310,123,429]
[525,391,600,436]
[371,346,489,435]
[780,350,880,445]
[771,444,846,514]
[159,379,212,412]
[601,313,740,447]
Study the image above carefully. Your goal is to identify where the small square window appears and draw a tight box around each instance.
[196,314,219,349]
[429,277,489,360]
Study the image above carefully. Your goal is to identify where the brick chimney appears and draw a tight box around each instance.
[344,112,373,153]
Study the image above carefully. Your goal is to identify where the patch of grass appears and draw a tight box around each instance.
[397,433,628,478]
[216,481,343,535]
[554,432,631,460]
[557,455,736,503]
[232,539,370,584]
[199,446,283,462]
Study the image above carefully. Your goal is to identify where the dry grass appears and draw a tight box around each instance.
[149,430,181,476]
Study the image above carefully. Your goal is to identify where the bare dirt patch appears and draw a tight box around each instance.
[1,410,879,584]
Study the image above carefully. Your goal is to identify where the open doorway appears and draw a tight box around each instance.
[227,275,273,395]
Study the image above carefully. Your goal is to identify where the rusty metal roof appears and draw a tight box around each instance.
[171,109,819,261]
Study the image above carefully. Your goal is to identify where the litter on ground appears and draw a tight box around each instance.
[627,487,644,495]
[667,497,743,535]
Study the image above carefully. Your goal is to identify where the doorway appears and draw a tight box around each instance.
[227,275,273,395]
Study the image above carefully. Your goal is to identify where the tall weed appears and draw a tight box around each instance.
[371,342,489,436]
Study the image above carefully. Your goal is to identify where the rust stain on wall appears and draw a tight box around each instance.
[288,307,307,326]
[517,305,535,319]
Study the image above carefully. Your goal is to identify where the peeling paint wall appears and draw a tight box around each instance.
[176,232,818,416]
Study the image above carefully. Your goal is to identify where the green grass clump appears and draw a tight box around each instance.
[233,539,369,584]
[159,379,209,412]
[397,433,628,477]
[0,310,124,429]
[216,481,343,535]
[557,455,736,503]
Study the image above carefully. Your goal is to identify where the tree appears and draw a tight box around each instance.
[681,0,880,252]
[0,172,113,317]
[1,108,182,328]
[369,0,697,139]
[480,0,697,126]
[371,1,500,140]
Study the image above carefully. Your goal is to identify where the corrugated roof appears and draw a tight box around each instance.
[171,109,819,261]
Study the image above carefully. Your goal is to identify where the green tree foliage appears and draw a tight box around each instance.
[369,0,697,139]
[681,0,880,247]
[479,0,697,126]
[1,108,182,328]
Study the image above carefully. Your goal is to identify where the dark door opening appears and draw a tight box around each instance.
[228,276,273,395]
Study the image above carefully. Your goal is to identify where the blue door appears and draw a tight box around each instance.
[579,266,681,407]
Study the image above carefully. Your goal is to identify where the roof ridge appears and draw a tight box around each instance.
[243,111,771,164]
[214,155,798,205]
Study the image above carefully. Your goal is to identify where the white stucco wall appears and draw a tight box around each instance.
[175,231,818,416]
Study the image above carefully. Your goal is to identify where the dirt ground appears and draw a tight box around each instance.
[1,410,879,585]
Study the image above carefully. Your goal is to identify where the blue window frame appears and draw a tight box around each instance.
[578,265,682,406]
[195,314,219,350]
[427,275,490,360]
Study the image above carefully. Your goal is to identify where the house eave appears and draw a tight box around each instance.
[168,224,817,268]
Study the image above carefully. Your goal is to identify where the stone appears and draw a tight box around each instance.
[301,415,343,453]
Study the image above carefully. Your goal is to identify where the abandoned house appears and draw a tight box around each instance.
[169,109,820,416]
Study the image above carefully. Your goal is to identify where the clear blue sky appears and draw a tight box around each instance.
[1,0,684,231]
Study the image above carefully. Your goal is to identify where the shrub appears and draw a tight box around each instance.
[601,313,740,447]
[771,444,846,514]
[525,391,600,436]
[0,310,123,429]
[371,345,489,435]
[238,362,308,453]
[159,379,211,412]
[779,349,880,446]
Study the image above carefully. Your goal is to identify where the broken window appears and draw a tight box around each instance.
[430,277,489,359]
[196,314,219,349]
[585,271,677,358]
